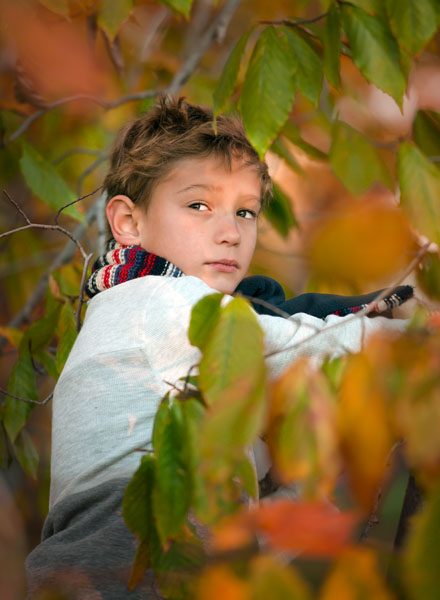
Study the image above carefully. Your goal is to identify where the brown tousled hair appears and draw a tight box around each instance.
[103,96,272,213]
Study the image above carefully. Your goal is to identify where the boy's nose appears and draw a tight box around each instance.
[213,214,241,245]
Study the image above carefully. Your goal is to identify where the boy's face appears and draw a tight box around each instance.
[133,155,261,294]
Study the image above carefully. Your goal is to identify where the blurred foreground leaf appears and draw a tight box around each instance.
[386,0,438,55]
[320,547,394,600]
[264,183,297,238]
[398,142,440,245]
[405,479,440,600]
[307,203,413,287]
[329,121,391,194]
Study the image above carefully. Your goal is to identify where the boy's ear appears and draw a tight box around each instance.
[106,195,141,245]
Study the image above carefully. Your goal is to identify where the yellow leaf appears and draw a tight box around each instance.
[320,547,394,600]
[338,343,393,511]
[197,565,250,600]
[307,203,413,287]
[267,359,341,498]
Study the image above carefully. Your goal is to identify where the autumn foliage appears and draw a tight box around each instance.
[1,0,440,599]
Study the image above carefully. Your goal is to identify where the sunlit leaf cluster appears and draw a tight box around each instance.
[0,0,440,598]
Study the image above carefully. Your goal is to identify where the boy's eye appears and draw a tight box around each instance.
[189,202,208,211]
[237,208,257,219]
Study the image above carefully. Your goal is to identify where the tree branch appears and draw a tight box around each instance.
[5,0,242,144]
[167,0,242,95]
[76,252,93,332]
[265,242,431,359]
[359,440,405,540]
[0,387,53,406]
[0,200,99,352]
[258,12,327,27]
[54,186,102,225]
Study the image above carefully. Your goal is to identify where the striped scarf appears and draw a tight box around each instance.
[85,241,182,299]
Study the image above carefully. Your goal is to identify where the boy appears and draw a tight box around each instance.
[26,97,410,599]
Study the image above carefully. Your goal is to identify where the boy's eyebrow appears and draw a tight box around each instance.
[177,183,261,201]
[176,183,220,194]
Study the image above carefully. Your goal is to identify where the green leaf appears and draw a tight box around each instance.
[264,183,297,238]
[188,293,223,351]
[270,137,302,174]
[386,0,438,54]
[405,479,440,599]
[128,541,151,592]
[282,121,327,161]
[213,28,254,117]
[56,302,77,374]
[180,398,207,514]
[341,4,406,107]
[20,143,83,222]
[329,121,392,194]
[157,0,193,18]
[417,252,440,301]
[34,349,59,381]
[53,263,84,297]
[398,142,440,244]
[123,454,157,541]
[236,454,258,500]
[198,298,266,450]
[38,0,69,18]
[413,110,440,158]
[239,26,296,158]
[152,399,191,544]
[97,0,133,40]
[324,3,341,88]
[24,304,62,354]
[14,429,39,479]
[0,425,8,468]
[4,348,38,443]
[345,0,388,16]
[282,27,323,106]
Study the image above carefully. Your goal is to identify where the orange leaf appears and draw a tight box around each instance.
[307,202,413,287]
[254,500,358,557]
[267,359,342,497]
[197,565,250,600]
[2,5,111,102]
[338,344,393,511]
[212,500,358,557]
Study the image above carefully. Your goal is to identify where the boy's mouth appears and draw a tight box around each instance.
[206,259,239,273]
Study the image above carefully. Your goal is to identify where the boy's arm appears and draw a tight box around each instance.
[258,311,407,380]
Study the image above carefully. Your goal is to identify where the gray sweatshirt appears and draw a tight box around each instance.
[26,275,407,599]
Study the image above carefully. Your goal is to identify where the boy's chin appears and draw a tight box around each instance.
[198,273,241,295]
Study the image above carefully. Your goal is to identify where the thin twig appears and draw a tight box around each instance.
[5,0,242,143]
[76,156,108,196]
[0,222,89,261]
[167,0,241,95]
[76,253,93,332]
[265,242,431,359]
[0,387,53,406]
[1,191,90,260]
[2,189,31,223]
[360,440,405,540]
[0,201,98,351]
[259,12,327,27]
[52,147,104,166]
[54,186,102,225]
[236,294,292,319]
